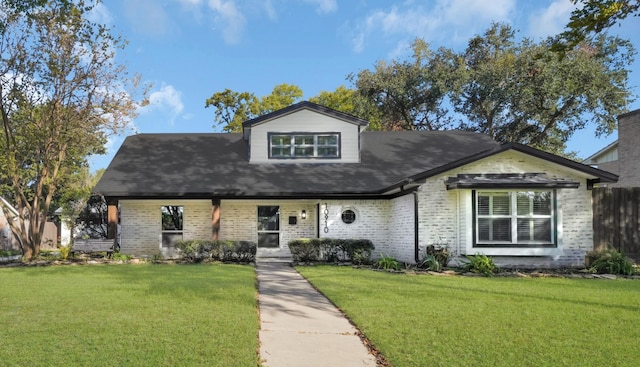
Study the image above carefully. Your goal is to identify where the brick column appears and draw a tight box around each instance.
[107,199,118,241]
[212,198,221,240]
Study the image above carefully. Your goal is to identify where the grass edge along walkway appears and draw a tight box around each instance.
[297,265,640,367]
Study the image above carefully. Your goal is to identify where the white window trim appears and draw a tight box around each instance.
[269,133,340,159]
[462,190,563,257]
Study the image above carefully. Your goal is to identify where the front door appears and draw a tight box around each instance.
[257,206,280,248]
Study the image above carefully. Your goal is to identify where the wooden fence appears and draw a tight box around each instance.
[592,188,640,261]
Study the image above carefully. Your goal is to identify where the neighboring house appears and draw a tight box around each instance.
[0,197,58,250]
[94,101,617,268]
[583,108,640,187]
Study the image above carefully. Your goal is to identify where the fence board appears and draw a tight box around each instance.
[592,188,640,261]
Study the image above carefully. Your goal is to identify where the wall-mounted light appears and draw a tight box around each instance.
[301,210,307,219]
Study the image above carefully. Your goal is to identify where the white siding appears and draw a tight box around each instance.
[249,109,361,163]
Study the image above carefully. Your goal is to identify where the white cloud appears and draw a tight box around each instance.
[123,0,172,36]
[347,0,516,53]
[142,84,185,125]
[302,0,337,14]
[208,0,247,44]
[528,0,576,40]
[87,2,113,24]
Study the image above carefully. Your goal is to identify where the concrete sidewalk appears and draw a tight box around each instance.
[257,262,377,367]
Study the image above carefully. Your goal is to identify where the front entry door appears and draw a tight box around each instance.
[257,206,280,248]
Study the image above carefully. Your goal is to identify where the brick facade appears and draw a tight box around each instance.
[118,150,598,268]
[615,109,640,187]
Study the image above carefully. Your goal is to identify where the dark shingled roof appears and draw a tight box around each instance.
[94,130,500,199]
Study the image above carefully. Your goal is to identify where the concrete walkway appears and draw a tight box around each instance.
[257,262,377,367]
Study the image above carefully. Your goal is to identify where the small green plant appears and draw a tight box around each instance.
[112,252,133,261]
[58,245,73,260]
[375,255,400,270]
[420,254,442,272]
[587,247,634,275]
[460,254,496,277]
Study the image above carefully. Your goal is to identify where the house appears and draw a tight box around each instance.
[583,108,640,187]
[94,101,618,268]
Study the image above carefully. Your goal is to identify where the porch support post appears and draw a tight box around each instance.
[212,198,221,240]
[107,198,118,241]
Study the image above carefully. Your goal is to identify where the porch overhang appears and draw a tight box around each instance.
[445,173,580,190]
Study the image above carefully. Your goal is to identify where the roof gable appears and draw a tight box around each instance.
[241,101,369,140]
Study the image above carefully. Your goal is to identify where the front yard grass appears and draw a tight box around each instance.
[297,266,640,367]
[0,264,258,366]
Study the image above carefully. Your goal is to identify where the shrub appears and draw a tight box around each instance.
[233,241,256,263]
[288,239,321,262]
[58,245,73,260]
[587,247,634,275]
[420,254,442,272]
[176,240,255,263]
[418,243,451,271]
[460,254,496,277]
[375,255,400,270]
[112,252,133,261]
[337,239,374,265]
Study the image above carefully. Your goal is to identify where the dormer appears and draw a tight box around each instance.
[242,101,369,163]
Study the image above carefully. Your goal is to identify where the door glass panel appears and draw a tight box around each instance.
[257,206,279,248]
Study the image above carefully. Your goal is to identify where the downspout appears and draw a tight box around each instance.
[413,191,420,263]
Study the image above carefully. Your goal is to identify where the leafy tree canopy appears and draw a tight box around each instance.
[205,84,302,132]
[554,0,640,53]
[0,0,144,260]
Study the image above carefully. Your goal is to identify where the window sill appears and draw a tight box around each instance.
[467,247,561,257]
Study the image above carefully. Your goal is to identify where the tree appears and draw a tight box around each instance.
[445,23,634,154]
[58,168,105,241]
[309,85,383,130]
[554,0,640,53]
[205,84,302,132]
[0,1,142,260]
[350,39,453,131]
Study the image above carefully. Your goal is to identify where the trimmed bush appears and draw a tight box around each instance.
[288,238,374,264]
[176,239,256,263]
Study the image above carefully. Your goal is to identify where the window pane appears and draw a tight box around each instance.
[271,135,290,145]
[271,147,291,157]
[516,193,532,215]
[258,233,279,248]
[161,206,183,230]
[317,147,338,157]
[478,218,511,241]
[294,147,314,156]
[258,206,279,231]
[518,218,551,242]
[532,192,551,215]
[317,135,337,145]
[492,194,510,215]
[294,135,314,145]
[162,232,183,248]
[478,195,490,215]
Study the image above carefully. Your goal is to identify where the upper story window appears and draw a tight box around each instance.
[269,133,340,159]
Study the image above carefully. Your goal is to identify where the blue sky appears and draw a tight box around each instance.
[88,0,640,171]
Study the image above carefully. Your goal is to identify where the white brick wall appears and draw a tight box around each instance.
[319,200,389,255]
[119,199,212,257]
[419,150,595,268]
[118,150,597,268]
[219,200,316,253]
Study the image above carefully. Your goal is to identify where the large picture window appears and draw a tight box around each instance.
[474,190,555,247]
[269,133,339,159]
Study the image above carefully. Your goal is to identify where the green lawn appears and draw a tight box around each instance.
[297,266,640,367]
[0,264,259,367]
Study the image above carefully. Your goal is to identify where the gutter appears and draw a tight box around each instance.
[413,191,420,264]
